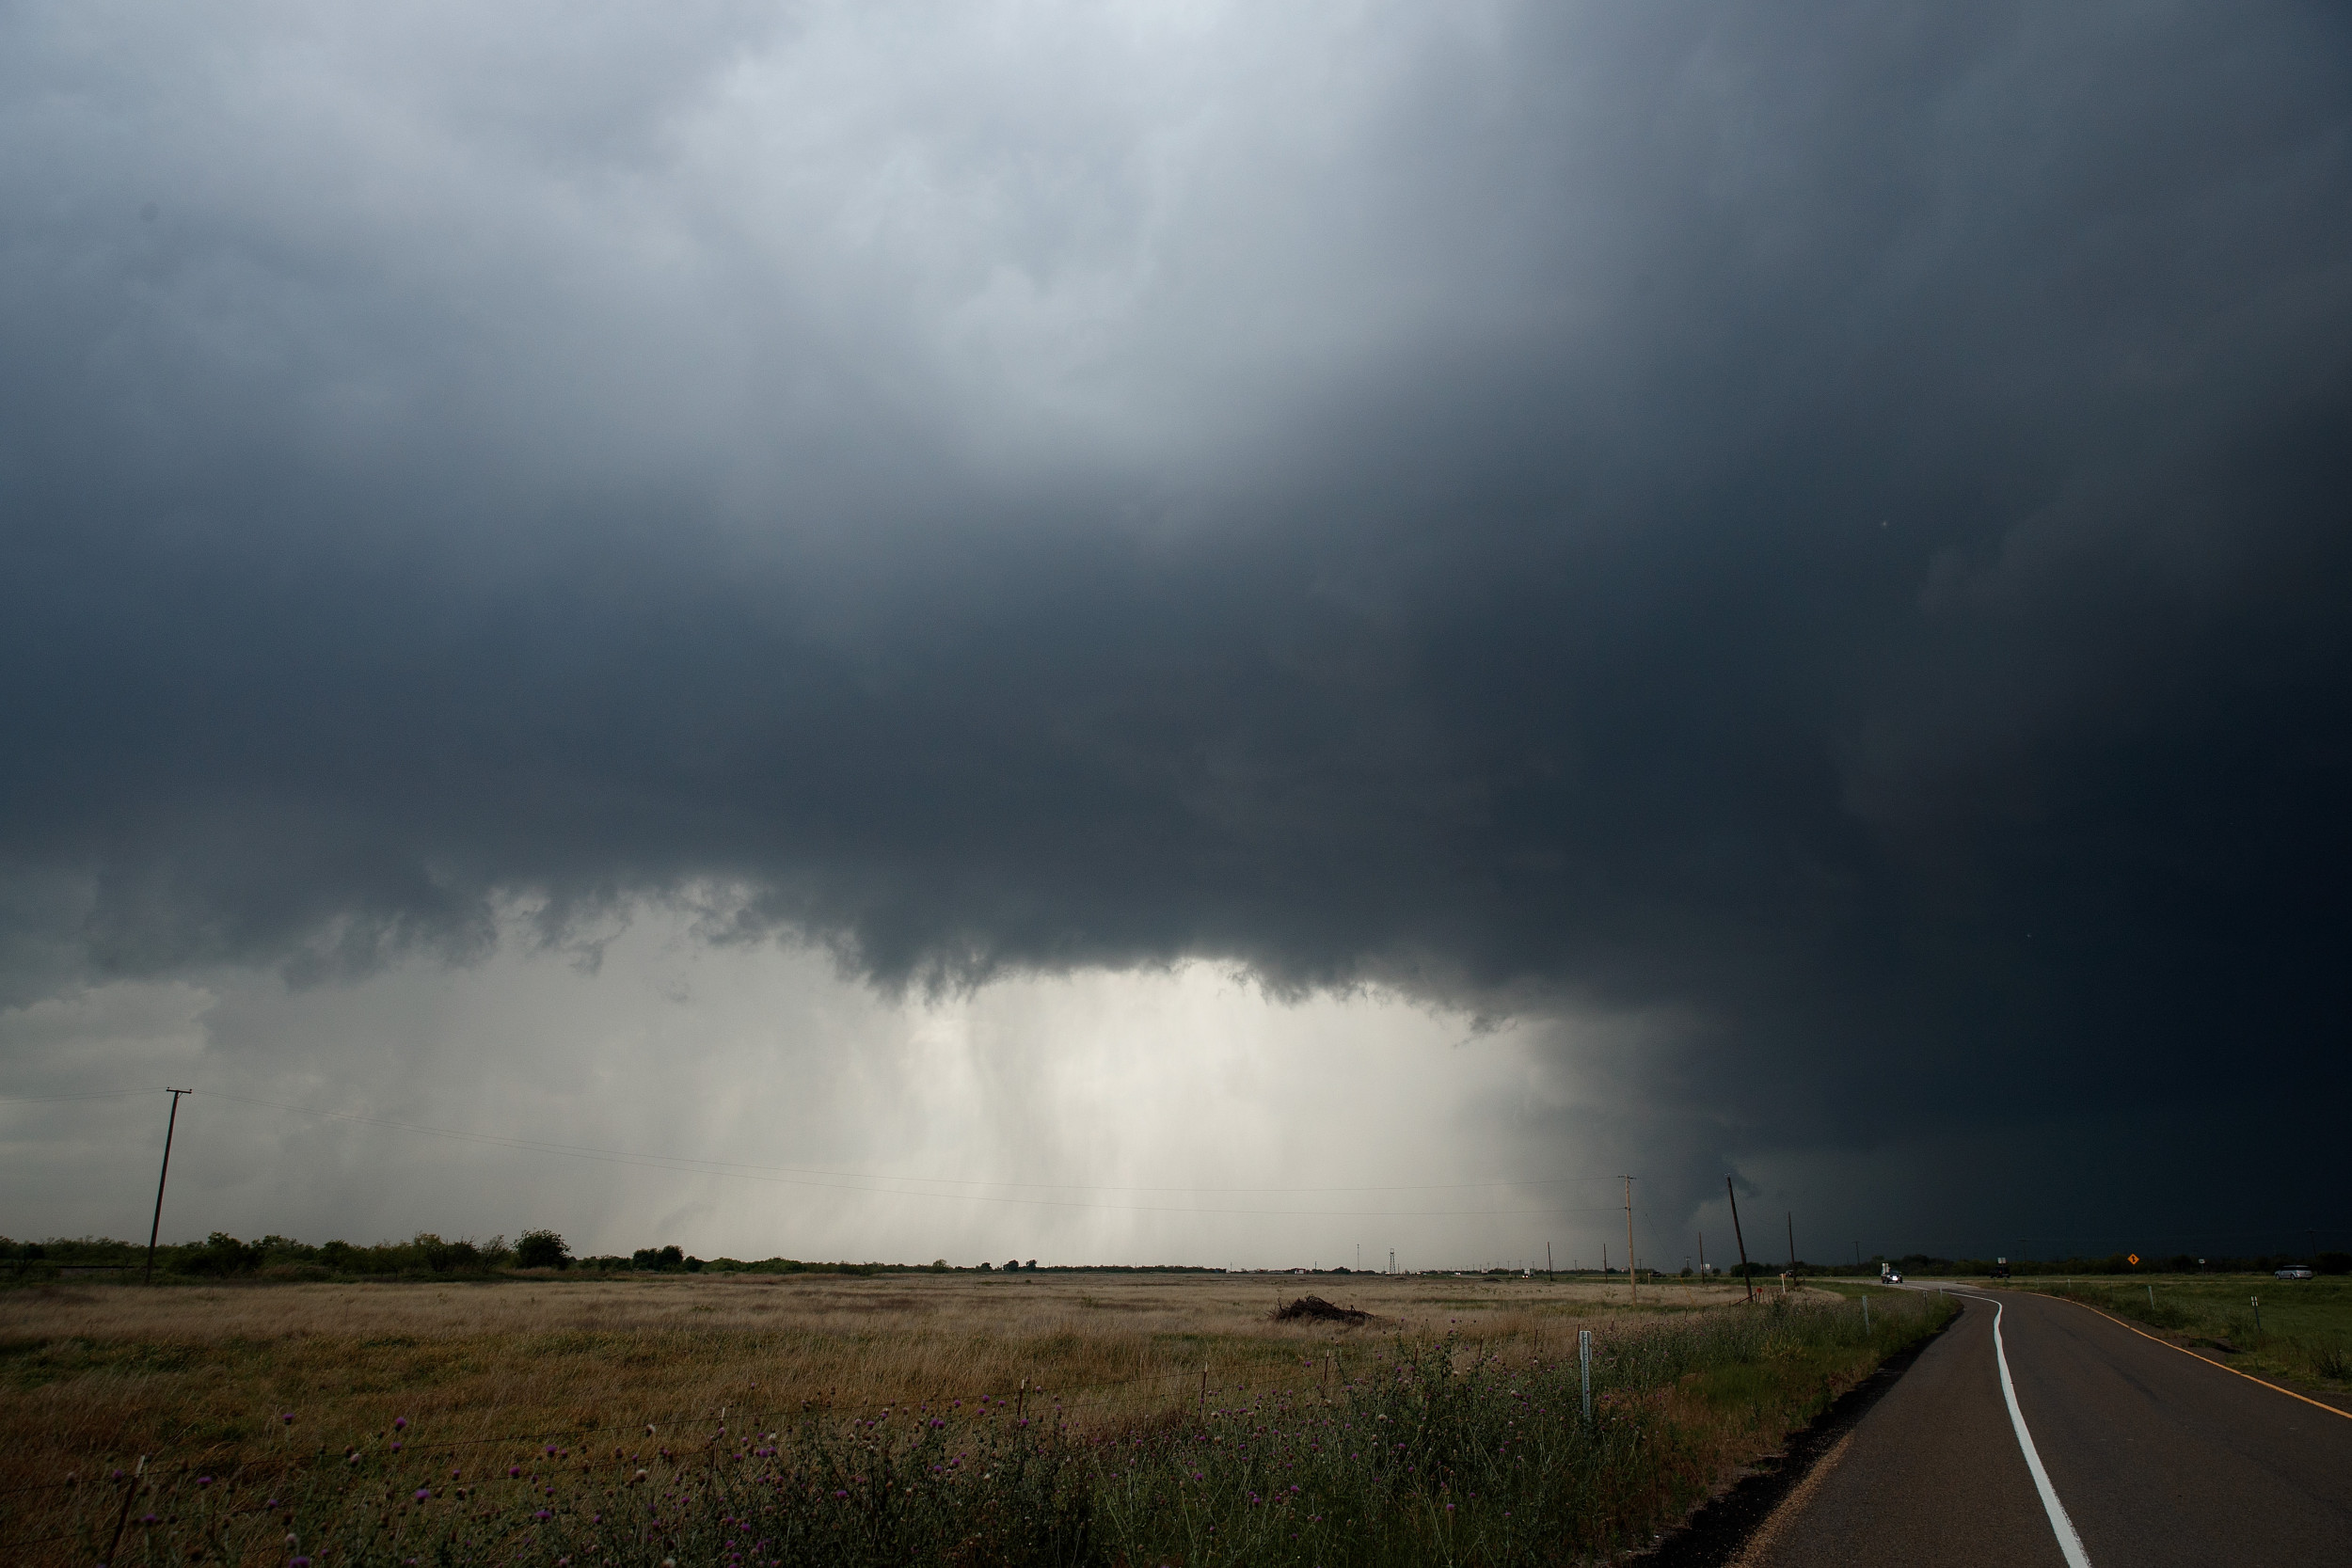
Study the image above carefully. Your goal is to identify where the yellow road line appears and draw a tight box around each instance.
[2032,1291,2352,1421]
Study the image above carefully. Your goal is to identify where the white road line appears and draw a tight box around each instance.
[1990,1296,2094,1568]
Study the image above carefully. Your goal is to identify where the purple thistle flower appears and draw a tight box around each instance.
[413,1487,431,1502]
[393,1416,407,1430]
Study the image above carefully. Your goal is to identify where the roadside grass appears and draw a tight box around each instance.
[1,1275,1950,1564]
[2011,1275,2352,1392]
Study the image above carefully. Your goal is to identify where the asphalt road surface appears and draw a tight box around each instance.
[1735,1287,2352,1567]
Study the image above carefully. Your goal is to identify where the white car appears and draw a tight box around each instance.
[2276,1264,2315,1280]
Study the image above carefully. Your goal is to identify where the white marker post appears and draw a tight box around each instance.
[1580,1329,1593,1424]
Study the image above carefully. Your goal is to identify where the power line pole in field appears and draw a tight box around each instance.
[1623,1176,1637,1303]
[144,1088,189,1285]
[1726,1177,1755,1304]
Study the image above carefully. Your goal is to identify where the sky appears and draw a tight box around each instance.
[3,0,2348,1268]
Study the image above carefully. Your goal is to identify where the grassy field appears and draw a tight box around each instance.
[2002,1273,2352,1390]
[1,1272,1950,1565]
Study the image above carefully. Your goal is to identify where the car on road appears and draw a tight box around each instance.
[2275,1264,2315,1279]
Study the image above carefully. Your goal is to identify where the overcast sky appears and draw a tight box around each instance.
[4,0,2347,1268]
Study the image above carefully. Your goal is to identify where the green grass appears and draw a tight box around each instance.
[2015,1275,2352,1390]
[32,1294,1955,1567]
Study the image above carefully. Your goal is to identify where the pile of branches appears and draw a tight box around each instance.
[1273,1293,1370,1324]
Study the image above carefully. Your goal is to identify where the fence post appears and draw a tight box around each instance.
[1580,1329,1593,1425]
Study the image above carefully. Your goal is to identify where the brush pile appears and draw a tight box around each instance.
[1273,1293,1369,1324]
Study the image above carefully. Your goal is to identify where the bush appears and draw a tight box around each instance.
[514,1228,572,1270]
[174,1231,266,1276]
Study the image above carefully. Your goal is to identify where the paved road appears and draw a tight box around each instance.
[1737,1287,2352,1567]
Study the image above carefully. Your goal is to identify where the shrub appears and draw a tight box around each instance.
[514,1228,572,1270]
[173,1232,266,1276]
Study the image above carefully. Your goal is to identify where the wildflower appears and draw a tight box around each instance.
[393,1416,407,1430]
[280,1413,295,1425]
[510,1465,523,1478]
[196,1476,213,1487]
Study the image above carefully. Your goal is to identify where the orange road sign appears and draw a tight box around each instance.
[2127,1253,2140,1265]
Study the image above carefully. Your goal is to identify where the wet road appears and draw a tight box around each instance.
[1738,1287,2352,1567]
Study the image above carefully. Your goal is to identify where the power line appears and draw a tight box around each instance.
[0,1089,163,1103]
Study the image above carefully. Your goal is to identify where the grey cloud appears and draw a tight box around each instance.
[4,0,2350,1254]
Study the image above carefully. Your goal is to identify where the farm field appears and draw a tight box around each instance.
[2,1271,1949,1565]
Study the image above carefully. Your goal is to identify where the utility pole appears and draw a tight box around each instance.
[1699,1229,1707,1281]
[1726,1176,1755,1304]
[1623,1176,1637,1303]
[1788,1212,1796,1275]
[144,1089,189,1285]
[1547,1241,1553,1280]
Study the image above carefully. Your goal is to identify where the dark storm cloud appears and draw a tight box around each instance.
[5,0,2349,1248]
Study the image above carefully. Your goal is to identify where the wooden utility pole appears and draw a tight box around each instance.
[1623,1176,1637,1303]
[1726,1176,1755,1304]
[1547,1241,1553,1280]
[1788,1212,1796,1274]
[144,1089,189,1285]
[1698,1229,1707,1282]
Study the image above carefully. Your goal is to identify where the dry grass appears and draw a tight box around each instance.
[0,1273,1751,1484]
[8,1269,1910,1560]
